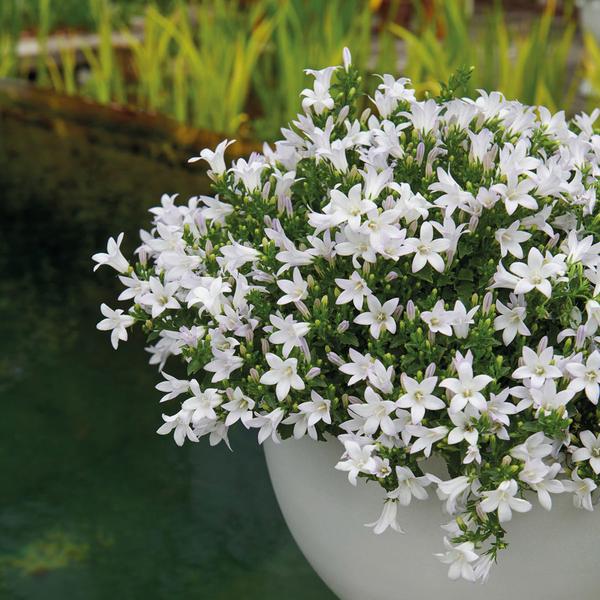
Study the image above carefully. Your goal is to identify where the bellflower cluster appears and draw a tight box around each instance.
[94,51,600,582]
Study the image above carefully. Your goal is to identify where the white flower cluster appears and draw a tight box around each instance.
[94,50,600,582]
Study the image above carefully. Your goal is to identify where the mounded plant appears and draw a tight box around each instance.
[94,50,600,582]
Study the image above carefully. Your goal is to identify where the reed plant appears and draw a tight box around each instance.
[389,0,579,112]
[0,0,593,140]
[251,0,373,137]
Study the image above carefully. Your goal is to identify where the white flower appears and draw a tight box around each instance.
[267,314,310,358]
[92,232,129,273]
[156,409,197,446]
[509,247,563,298]
[450,300,478,339]
[335,271,372,309]
[218,240,260,273]
[118,273,149,303]
[354,295,399,339]
[349,387,398,436]
[530,379,574,416]
[492,172,537,215]
[510,431,554,461]
[435,476,471,514]
[407,425,448,457]
[204,349,244,383]
[182,382,222,422]
[139,277,181,319]
[365,499,405,534]
[440,361,493,413]
[565,470,597,511]
[339,349,393,393]
[512,346,562,387]
[222,387,255,427]
[435,538,478,582]
[397,375,444,424]
[572,431,600,474]
[447,409,479,446]
[420,300,454,336]
[585,299,600,336]
[495,220,531,258]
[259,353,305,401]
[96,303,135,349]
[200,195,234,224]
[187,277,232,316]
[301,66,337,114]
[480,479,532,522]
[429,167,473,215]
[494,298,530,345]
[310,184,375,231]
[403,221,449,273]
[567,350,600,404]
[528,463,564,510]
[298,391,332,433]
[388,466,431,505]
[276,268,308,305]
[155,372,189,402]
[248,408,285,444]
[188,139,235,176]
[406,99,442,134]
[230,156,266,192]
[335,440,376,485]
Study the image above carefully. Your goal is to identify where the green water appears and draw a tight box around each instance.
[0,115,334,599]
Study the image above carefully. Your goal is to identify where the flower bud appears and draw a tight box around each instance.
[547,233,560,250]
[261,339,270,355]
[382,195,395,211]
[295,300,311,319]
[406,300,416,321]
[327,352,344,367]
[343,47,352,71]
[576,325,587,349]
[537,336,548,353]
[482,291,493,315]
[262,181,271,199]
[415,141,425,165]
[306,367,321,380]
[337,320,350,333]
[337,105,350,124]
[300,338,311,361]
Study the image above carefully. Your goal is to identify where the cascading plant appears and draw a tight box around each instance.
[94,49,600,583]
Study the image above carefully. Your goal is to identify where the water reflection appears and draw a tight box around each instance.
[0,115,334,599]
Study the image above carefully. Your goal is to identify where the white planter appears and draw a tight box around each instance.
[264,437,600,600]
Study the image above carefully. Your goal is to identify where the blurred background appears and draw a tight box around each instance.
[0,0,598,598]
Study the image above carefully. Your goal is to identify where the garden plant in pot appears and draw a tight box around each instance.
[94,50,600,600]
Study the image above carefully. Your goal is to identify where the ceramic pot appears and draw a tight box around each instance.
[264,436,600,600]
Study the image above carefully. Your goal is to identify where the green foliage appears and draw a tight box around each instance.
[0,0,596,140]
[251,0,372,138]
[389,0,580,112]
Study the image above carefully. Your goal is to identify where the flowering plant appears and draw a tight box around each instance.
[94,50,600,582]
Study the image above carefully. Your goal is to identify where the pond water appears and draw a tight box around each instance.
[0,114,334,599]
